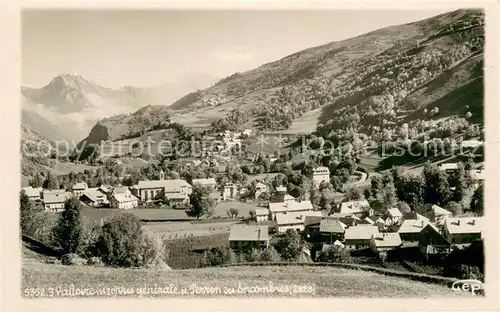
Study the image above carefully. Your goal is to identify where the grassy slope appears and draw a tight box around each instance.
[21,263,471,298]
[167,9,482,132]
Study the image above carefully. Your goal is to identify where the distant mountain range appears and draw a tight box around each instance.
[21,73,217,142]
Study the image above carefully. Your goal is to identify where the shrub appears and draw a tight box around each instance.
[141,230,169,268]
[198,246,237,267]
[317,246,352,263]
[246,248,262,262]
[61,253,87,266]
[259,247,282,262]
[77,217,102,258]
[86,256,104,267]
[97,213,144,267]
[30,211,57,245]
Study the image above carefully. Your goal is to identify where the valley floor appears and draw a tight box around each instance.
[21,262,471,298]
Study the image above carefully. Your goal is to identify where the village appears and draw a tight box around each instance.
[21,127,485,270]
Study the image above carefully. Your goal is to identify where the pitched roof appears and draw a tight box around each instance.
[439,163,458,170]
[304,215,323,227]
[269,200,313,214]
[313,166,330,173]
[137,179,191,190]
[372,233,402,248]
[192,178,217,186]
[112,186,131,194]
[344,225,379,241]
[444,217,482,234]
[387,208,403,218]
[469,169,485,180]
[82,189,108,203]
[430,205,452,216]
[72,182,88,190]
[319,219,346,233]
[340,200,370,214]
[287,200,314,211]
[112,193,138,203]
[229,225,269,241]
[461,140,483,148]
[397,217,435,234]
[22,187,41,198]
[275,212,305,226]
[276,186,287,193]
[254,208,269,216]
[43,191,71,204]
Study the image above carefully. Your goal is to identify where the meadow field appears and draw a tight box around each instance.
[21,262,472,298]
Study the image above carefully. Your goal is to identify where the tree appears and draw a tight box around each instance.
[273,229,304,261]
[422,163,451,206]
[343,187,363,202]
[53,197,83,254]
[97,213,144,267]
[19,190,42,236]
[470,183,484,216]
[226,208,239,218]
[186,185,215,219]
[43,172,60,190]
[448,163,469,203]
[395,201,412,214]
[30,172,45,188]
[445,201,463,217]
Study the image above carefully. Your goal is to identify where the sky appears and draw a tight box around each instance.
[22,9,452,89]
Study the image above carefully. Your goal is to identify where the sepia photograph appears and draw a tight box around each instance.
[14,5,492,303]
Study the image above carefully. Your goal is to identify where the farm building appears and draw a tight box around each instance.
[344,225,380,250]
[268,200,314,220]
[339,200,370,216]
[42,190,71,212]
[229,224,269,251]
[319,219,347,243]
[80,188,109,207]
[192,178,217,190]
[443,217,482,248]
[397,214,433,242]
[370,233,403,253]
[22,186,42,201]
[71,182,88,196]
[254,208,270,222]
[109,193,139,210]
[418,224,451,260]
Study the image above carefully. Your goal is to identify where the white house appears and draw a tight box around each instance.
[268,200,314,220]
[339,200,370,216]
[72,182,88,196]
[254,181,268,199]
[312,166,330,186]
[344,225,380,250]
[397,214,434,242]
[43,191,71,212]
[386,208,403,225]
[22,187,42,201]
[254,208,270,222]
[109,193,139,209]
[229,224,269,250]
[192,178,217,190]
[439,163,459,172]
[443,217,482,248]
